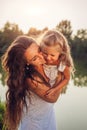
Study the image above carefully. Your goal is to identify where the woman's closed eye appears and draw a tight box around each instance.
[43,52,48,56]
[32,56,39,61]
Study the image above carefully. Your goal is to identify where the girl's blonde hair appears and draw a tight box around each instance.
[40,30,75,73]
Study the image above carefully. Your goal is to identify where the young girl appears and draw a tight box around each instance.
[40,30,74,97]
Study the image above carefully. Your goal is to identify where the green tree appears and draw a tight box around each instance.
[0,102,5,130]
[0,22,23,85]
[0,22,23,56]
[72,29,87,60]
[75,29,87,40]
[27,27,48,38]
[56,20,73,44]
[71,29,87,86]
[27,27,41,37]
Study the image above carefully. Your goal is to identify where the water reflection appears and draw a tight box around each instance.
[55,80,87,130]
[73,60,87,87]
[74,76,87,86]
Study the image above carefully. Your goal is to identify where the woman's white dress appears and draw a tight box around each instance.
[19,63,65,130]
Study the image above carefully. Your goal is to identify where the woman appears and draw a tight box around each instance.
[2,35,61,130]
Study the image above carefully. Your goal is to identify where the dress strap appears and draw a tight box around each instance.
[58,62,66,72]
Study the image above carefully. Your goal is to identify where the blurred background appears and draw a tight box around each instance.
[0,0,87,130]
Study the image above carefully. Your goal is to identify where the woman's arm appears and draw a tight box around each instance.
[25,65,70,103]
[26,77,61,103]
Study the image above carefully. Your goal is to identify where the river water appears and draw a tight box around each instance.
[0,80,87,130]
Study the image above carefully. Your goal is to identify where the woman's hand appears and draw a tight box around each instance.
[45,87,61,102]
[26,77,61,103]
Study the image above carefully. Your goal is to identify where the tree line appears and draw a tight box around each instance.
[0,20,87,86]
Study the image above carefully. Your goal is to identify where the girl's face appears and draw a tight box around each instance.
[24,43,46,67]
[41,45,61,65]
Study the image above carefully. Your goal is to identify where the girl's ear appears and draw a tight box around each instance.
[59,53,66,61]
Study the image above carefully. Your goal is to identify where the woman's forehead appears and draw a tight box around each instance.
[24,43,39,60]
[27,43,39,51]
[30,43,39,49]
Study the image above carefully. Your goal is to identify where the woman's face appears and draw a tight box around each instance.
[24,43,46,67]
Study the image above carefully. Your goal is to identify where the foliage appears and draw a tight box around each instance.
[0,101,5,130]
[27,27,48,38]
[56,20,73,44]
[0,59,6,86]
[0,22,23,57]
[0,22,24,85]
[73,59,87,86]
[71,29,87,60]
[71,29,87,86]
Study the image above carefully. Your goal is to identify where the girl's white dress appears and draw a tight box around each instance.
[19,63,65,130]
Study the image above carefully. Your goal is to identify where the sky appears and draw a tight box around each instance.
[0,0,87,33]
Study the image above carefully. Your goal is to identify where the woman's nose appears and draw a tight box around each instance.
[39,53,44,59]
[46,55,51,60]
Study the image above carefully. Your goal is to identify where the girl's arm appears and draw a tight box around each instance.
[45,66,70,97]
[56,66,70,90]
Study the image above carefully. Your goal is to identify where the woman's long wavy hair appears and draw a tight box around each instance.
[40,30,75,73]
[2,36,37,130]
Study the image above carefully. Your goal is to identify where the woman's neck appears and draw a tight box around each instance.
[35,65,49,82]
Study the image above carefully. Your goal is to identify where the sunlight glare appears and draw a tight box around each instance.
[26,6,45,16]
[17,5,46,33]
